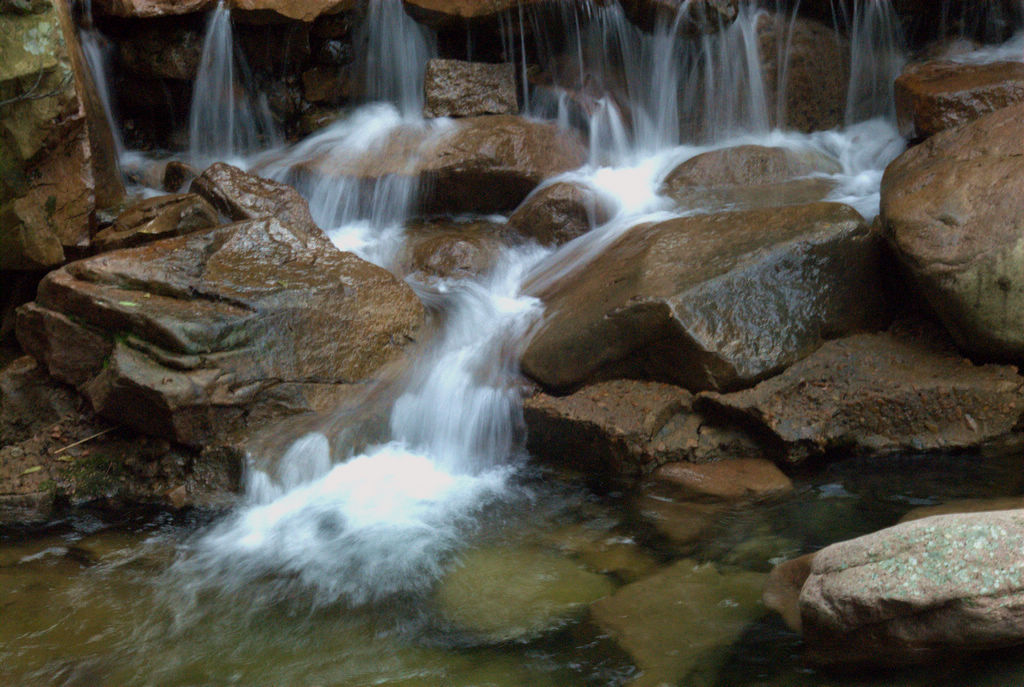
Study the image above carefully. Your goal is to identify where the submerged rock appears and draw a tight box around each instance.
[423,59,518,119]
[881,103,1024,359]
[699,328,1024,463]
[0,0,124,270]
[763,552,815,633]
[524,379,762,477]
[508,181,614,247]
[435,547,615,643]
[16,214,423,447]
[895,60,1024,139]
[799,510,1024,666]
[521,202,887,393]
[591,559,765,687]
[92,194,219,252]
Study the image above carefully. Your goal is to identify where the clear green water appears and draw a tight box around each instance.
[3,449,1023,687]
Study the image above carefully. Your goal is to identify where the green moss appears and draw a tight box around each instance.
[61,451,126,499]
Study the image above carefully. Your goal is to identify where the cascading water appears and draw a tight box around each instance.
[845,0,906,124]
[78,0,124,160]
[188,0,277,166]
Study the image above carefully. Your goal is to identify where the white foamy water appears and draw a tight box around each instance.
[176,0,907,606]
[950,30,1024,63]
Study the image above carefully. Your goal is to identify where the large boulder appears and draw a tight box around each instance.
[95,0,354,21]
[16,216,423,447]
[1,0,124,270]
[423,59,517,119]
[699,327,1024,463]
[523,379,762,477]
[895,60,1024,139]
[293,115,587,215]
[400,0,549,26]
[881,103,1024,359]
[591,559,765,687]
[521,202,887,393]
[799,510,1024,666]
[661,144,840,211]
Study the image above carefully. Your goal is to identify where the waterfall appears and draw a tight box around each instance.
[78,0,124,160]
[188,1,277,167]
[355,0,436,117]
[845,0,906,124]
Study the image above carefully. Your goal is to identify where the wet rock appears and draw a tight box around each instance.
[92,194,219,252]
[435,547,614,643]
[300,65,352,104]
[162,160,200,192]
[93,0,212,18]
[661,144,840,211]
[524,379,762,477]
[763,552,814,633]
[699,329,1024,463]
[118,23,203,80]
[190,162,317,233]
[0,356,79,446]
[1,0,124,270]
[15,216,423,447]
[651,459,792,503]
[900,496,1024,523]
[508,181,614,247]
[636,496,725,547]
[401,0,549,27]
[621,0,739,36]
[399,220,505,282]
[756,13,851,133]
[521,202,887,393]
[423,59,517,119]
[230,0,355,22]
[880,103,1024,359]
[800,510,1024,666]
[590,559,765,687]
[298,115,587,215]
[895,60,1024,139]
[544,526,659,583]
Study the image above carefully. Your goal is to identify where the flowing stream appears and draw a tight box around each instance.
[5,2,1024,685]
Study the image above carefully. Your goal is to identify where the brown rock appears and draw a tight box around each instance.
[895,60,1024,139]
[763,552,815,632]
[522,203,887,392]
[295,115,587,216]
[190,162,317,233]
[699,329,1024,463]
[162,160,200,192]
[118,24,203,80]
[399,220,504,282]
[636,496,725,546]
[230,0,355,22]
[508,181,614,247]
[423,59,518,119]
[621,0,739,35]
[881,103,1024,359]
[92,194,219,252]
[757,13,851,133]
[400,0,549,26]
[661,144,841,211]
[16,217,423,446]
[800,510,1024,666]
[651,459,792,503]
[0,356,79,446]
[93,0,212,18]
[523,379,762,477]
[301,65,352,104]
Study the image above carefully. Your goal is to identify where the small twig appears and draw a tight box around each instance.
[53,426,117,455]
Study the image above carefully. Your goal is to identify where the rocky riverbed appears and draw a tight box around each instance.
[4,0,1024,684]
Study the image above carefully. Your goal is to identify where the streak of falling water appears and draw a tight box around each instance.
[845,0,906,124]
[78,0,124,160]
[188,0,277,167]
[355,0,436,117]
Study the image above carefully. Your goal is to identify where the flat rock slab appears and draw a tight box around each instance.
[881,102,1024,359]
[651,458,792,503]
[523,379,761,477]
[16,217,423,446]
[93,193,219,252]
[895,60,1024,138]
[591,559,765,687]
[801,510,1024,666]
[699,330,1024,463]
[522,202,887,393]
[423,59,517,118]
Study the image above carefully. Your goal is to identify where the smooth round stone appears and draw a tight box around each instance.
[435,547,615,643]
